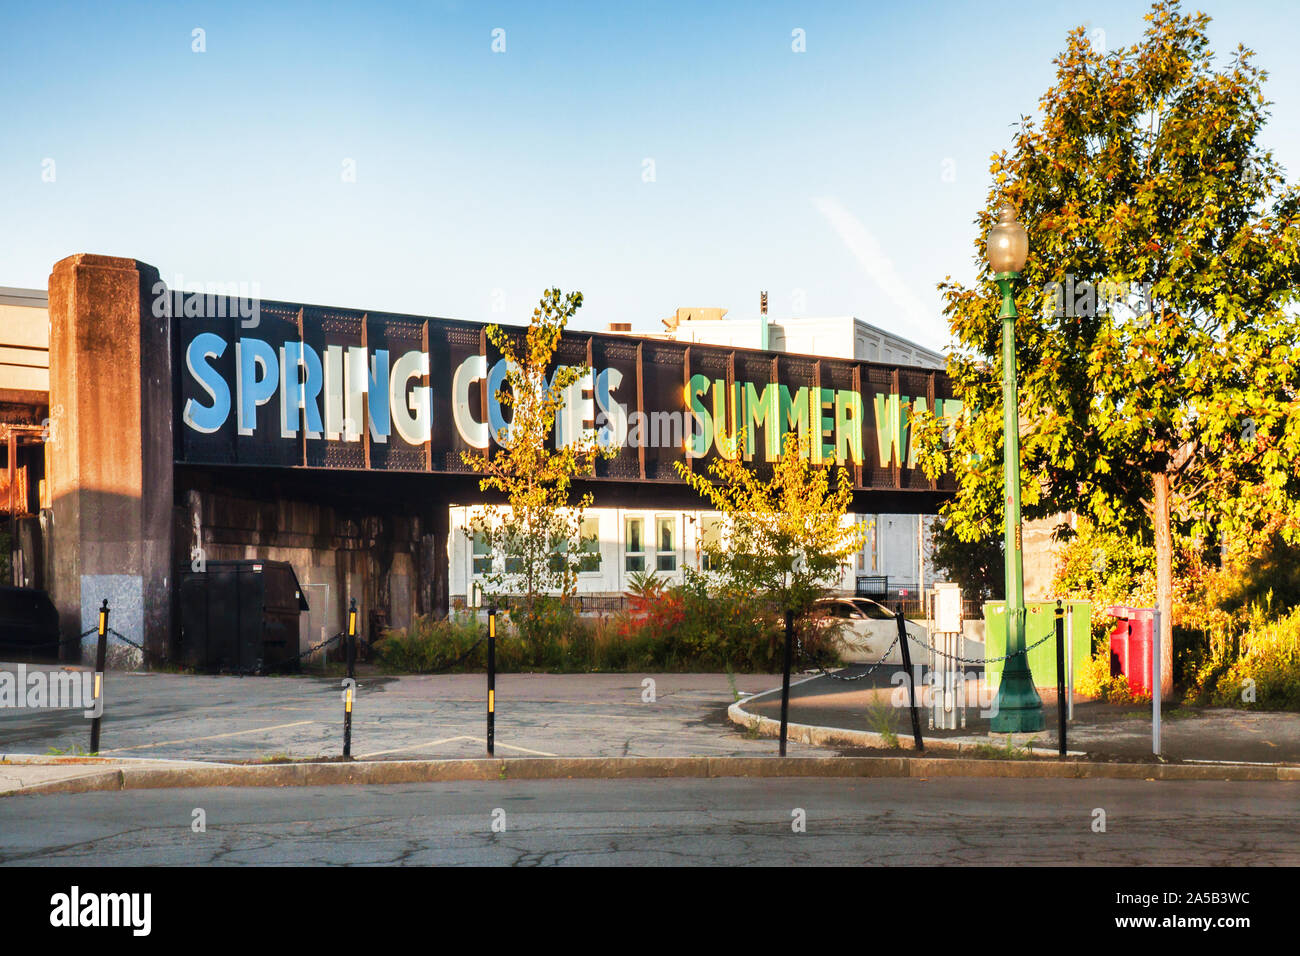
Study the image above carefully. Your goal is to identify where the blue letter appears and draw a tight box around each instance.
[183,333,230,434]
[236,338,280,436]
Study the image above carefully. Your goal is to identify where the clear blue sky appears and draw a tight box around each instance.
[3,1,1298,351]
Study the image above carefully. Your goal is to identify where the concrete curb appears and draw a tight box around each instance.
[725,700,1300,781]
[726,698,1067,755]
[3,753,1297,796]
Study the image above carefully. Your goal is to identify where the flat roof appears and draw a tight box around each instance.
[0,287,48,309]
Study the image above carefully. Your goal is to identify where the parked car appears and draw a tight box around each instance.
[812,597,906,665]
[0,586,61,658]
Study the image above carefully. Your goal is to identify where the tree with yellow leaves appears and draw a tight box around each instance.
[674,429,863,620]
[462,289,610,638]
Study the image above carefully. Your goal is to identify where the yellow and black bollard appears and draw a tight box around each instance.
[343,598,357,758]
[89,599,108,753]
[487,604,496,756]
[778,608,793,757]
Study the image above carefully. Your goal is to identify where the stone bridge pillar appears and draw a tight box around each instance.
[47,255,173,663]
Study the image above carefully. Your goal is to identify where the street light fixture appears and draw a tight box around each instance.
[987,202,1044,733]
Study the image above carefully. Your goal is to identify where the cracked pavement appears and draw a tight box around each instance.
[2,777,1297,866]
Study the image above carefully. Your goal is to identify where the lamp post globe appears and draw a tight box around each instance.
[987,201,1044,734]
[987,203,1029,275]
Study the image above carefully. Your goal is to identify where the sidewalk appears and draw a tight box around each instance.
[733,665,1300,764]
[3,666,1297,798]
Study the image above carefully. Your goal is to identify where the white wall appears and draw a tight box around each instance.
[667,313,945,370]
[451,506,709,599]
[449,506,939,599]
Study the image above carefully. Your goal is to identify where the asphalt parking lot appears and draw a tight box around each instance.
[0,668,814,762]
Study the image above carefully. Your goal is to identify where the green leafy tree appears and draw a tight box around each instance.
[917,1,1300,699]
[463,289,610,639]
[930,520,1004,603]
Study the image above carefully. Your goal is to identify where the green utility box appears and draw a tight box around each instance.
[983,601,1092,691]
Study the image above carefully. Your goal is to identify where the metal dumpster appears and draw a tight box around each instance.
[179,560,309,672]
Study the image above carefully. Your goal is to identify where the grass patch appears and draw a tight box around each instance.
[45,745,97,757]
[969,737,1037,760]
[864,702,901,749]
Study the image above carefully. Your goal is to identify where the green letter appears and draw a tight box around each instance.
[744,381,780,461]
[779,384,809,457]
[687,374,713,458]
[835,389,864,465]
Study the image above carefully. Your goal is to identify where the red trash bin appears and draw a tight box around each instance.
[1107,606,1154,695]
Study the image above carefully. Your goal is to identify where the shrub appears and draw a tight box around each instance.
[1075,645,1149,704]
[377,582,831,674]
[374,613,486,672]
[1186,605,1300,711]
[613,578,785,671]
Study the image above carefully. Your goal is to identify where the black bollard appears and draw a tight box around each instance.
[779,608,794,757]
[895,609,924,752]
[1055,600,1067,758]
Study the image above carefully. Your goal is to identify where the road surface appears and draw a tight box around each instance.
[3,777,1296,866]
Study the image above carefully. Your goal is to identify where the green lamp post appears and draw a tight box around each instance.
[987,202,1044,733]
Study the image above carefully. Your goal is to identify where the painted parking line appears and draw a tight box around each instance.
[357,735,557,759]
[540,712,677,721]
[492,740,558,756]
[357,736,472,758]
[98,720,318,754]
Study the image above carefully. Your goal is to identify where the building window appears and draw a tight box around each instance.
[547,533,566,574]
[871,515,879,572]
[472,527,492,575]
[698,514,720,571]
[625,516,645,573]
[656,516,677,572]
[578,515,601,573]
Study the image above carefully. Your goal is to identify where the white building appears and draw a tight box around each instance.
[449,307,947,603]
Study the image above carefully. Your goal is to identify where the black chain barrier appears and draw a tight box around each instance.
[804,634,901,682]
[797,605,928,682]
[0,625,98,656]
[800,612,1055,682]
[903,627,1055,665]
[222,630,347,676]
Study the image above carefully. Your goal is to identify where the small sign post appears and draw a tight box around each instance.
[1152,607,1161,757]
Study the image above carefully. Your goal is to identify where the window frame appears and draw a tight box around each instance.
[624,515,646,574]
[655,514,677,573]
